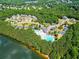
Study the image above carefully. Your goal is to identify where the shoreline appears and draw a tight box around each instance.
[31,47,49,59]
[22,44,50,59]
[0,34,49,59]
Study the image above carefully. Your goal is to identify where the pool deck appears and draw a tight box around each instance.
[34,29,55,42]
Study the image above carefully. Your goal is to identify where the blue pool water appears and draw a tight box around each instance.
[44,35,55,42]
[34,30,55,42]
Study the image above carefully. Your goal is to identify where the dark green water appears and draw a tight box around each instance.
[0,36,42,59]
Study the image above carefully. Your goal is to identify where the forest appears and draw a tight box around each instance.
[0,0,79,59]
[0,4,79,24]
[49,23,79,59]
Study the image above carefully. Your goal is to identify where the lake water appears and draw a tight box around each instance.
[0,36,42,59]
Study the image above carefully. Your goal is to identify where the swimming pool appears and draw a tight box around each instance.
[34,30,55,42]
[44,35,55,42]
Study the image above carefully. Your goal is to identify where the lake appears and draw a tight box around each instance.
[0,35,43,59]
